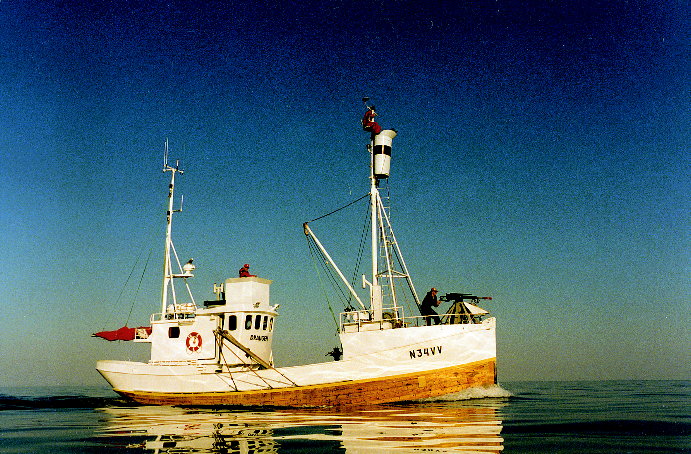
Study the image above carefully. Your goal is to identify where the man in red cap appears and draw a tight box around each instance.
[239,263,256,277]
[362,105,381,138]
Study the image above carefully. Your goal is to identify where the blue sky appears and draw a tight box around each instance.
[1,0,690,387]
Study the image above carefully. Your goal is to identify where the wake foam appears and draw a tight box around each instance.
[420,384,513,402]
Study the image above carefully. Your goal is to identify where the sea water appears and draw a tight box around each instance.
[0,381,688,453]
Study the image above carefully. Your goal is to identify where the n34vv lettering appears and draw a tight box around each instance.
[410,346,442,359]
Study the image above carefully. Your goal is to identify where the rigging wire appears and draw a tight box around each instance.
[348,204,371,309]
[215,337,238,390]
[101,219,160,330]
[101,250,143,330]
[394,237,422,312]
[306,235,343,330]
[311,235,351,304]
[308,193,372,312]
[305,189,421,322]
[309,225,362,307]
[125,238,157,327]
[307,193,369,223]
[215,330,298,387]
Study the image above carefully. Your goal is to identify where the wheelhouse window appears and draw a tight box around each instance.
[228,315,237,331]
[269,318,274,331]
[254,314,261,330]
[262,316,268,330]
[245,315,252,330]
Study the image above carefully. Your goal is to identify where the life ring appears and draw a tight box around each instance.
[186,332,202,353]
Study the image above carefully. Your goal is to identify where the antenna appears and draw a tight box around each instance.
[163,140,184,175]
[174,194,184,213]
[163,138,169,170]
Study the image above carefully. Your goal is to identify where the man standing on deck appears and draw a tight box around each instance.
[420,287,441,325]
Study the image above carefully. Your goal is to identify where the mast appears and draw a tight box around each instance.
[368,129,397,321]
[305,118,420,325]
[161,140,184,315]
[369,139,382,321]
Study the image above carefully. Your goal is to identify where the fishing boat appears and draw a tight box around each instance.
[95,125,497,408]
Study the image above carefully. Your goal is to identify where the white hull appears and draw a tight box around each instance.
[97,320,496,406]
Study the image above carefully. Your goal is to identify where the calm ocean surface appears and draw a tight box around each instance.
[0,381,688,453]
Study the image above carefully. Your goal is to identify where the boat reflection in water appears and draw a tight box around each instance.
[99,388,507,453]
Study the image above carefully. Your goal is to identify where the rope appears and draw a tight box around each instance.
[101,221,159,330]
[307,194,372,313]
[219,338,274,388]
[215,331,298,387]
[307,193,369,223]
[125,238,156,326]
[348,204,370,308]
[216,336,238,390]
[306,232,352,305]
[102,254,141,330]
[307,235,341,330]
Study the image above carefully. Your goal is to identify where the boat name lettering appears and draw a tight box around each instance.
[250,335,268,341]
[409,346,442,359]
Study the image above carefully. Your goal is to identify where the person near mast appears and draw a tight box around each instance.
[420,287,441,325]
[239,263,256,278]
[362,105,381,137]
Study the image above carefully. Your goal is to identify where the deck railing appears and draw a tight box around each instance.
[151,305,197,323]
[339,307,427,332]
[339,307,491,333]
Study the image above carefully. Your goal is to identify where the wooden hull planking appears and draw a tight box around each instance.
[115,357,497,408]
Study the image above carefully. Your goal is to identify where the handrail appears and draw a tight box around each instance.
[339,307,410,332]
[151,310,197,323]
[338,307,493,332]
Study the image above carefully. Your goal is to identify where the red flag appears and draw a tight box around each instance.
[92,326,151,341]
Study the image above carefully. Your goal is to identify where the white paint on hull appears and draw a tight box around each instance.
[97,319,495,395]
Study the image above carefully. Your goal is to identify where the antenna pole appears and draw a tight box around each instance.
[163,138,173,170]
